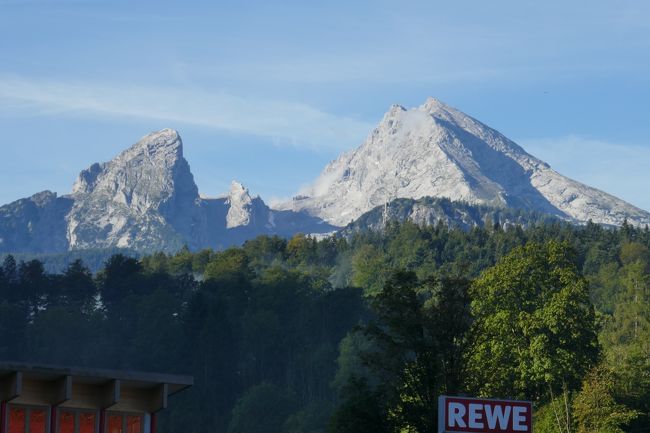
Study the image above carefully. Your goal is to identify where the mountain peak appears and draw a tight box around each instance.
[382,103,407,120]
[420,96,446,110]
[127,128,183,159]
[144,127,179,138]
[226,181,259,228]
[72,128,188,196]
[66,127,200,249]
[229,180,249,196]
[284,99,650,227]
[418,97,466,122]
[387,97,448,115]
[380,97,460,128]
[0,130,337,254]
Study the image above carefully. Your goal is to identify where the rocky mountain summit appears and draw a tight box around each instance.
[2,98,649,255]
[225,181,267,229]
[67,128,204,251]
[0,129,334,253]
[279,97,650,227]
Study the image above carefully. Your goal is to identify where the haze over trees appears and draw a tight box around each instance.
[1,220,649,432]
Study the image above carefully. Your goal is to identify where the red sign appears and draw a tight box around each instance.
[438,396,532,433]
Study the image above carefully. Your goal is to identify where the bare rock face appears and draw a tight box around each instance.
[0,129,336,253]
[201,180,336,249]
[4,96,648,256]
[0,191,73,253]
[226,181,259,229]
[280,97,650,227]
[67,129,204,251]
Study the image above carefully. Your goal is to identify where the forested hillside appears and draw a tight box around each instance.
[1,220,649,432]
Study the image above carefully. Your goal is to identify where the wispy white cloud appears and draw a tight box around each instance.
[521,135,650,211]
[0,75,374,150]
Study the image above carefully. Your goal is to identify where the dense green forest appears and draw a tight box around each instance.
[1,220,649,433]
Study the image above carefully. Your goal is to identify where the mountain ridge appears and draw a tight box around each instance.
[2,97,649,254]
[0,129,336,253]
[278,97,650,227]
[342,196,562,236]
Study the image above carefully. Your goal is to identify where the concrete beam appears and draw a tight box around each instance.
[0,372,22,401]
[149,384,168,413]
[101,380,120,409]
[52,375,72,405]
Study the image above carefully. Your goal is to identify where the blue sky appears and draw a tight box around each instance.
[1,0,649,210]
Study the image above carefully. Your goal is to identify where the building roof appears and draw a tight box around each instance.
[0,361,193,413]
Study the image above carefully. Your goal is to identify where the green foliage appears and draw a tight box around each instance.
[600,254,650,428]
[534,398,567,433]
[604,261,650,347]
[2,220,650,432]
[536,366,640,433]
[351,244,389,295]
[588,261,621,314]
[328,378,393,433]
[1,248,139,273]
[60,259,96,310]
[572,366,638,433]
[467,241,599,401]
[620,242,650,267]
[533,393,573,433]
[286,234,316,265]
[204,247,252,281]
[226,383,297,433]
[332,332,375,394]
[242,236,287,271]
[0,300,26,358]
[96,254,144,312]
[285,402,333,433]
[332,271,471,433]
